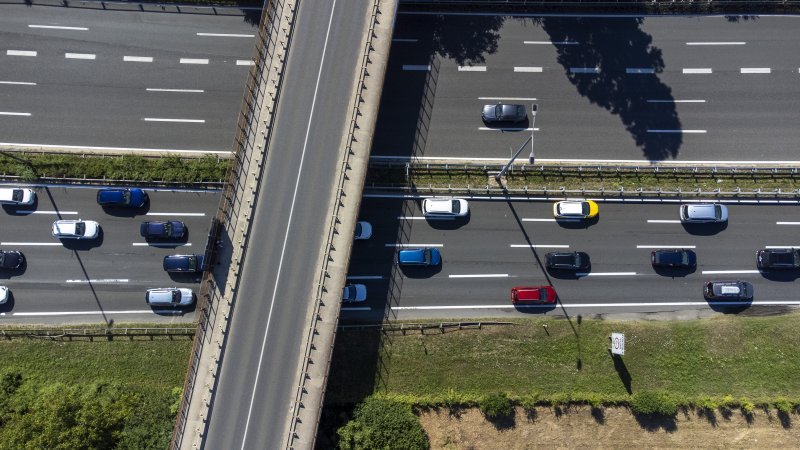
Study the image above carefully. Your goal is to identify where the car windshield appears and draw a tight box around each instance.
[11,190,22,202]
[171,291,180,303]
[495,105,503,117]
[423,249,431,264]
[75,222,85,235]
[714,205,722,219]
[344,286,354,299]
[355,223,362,235]
[163,222,172,234]
[123,191,131,203]
[581,202,589,215]
[187,257,197,271]
[451,200,460,214]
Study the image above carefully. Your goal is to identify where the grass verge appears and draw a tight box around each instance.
[327,313,800,406]
[0,153,229,183]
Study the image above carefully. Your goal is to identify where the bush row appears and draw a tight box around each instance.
[0,153,229,183]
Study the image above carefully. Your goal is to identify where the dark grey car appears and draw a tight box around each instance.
[545,251,590,271]
[481,103,527,123]
[0,250,24,269]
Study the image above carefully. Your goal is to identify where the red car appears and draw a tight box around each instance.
[510,286,557,305]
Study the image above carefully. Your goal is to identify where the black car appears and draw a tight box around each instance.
[545,251,590,271]
[163,254,206,273]
[140,220,186,239]
[0,250,24,269]
[97,188,148,208]
[481,103,527,123]
[703,280,753,301]
[756,248,800,270]
[651,249,697,269]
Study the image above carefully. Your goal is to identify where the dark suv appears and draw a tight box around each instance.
[651,249,697,268]
[97,188,147,208]
[0,250,24,269]
[140,220,186,239]
[756,248,800,270]
[703,280,753,301]
[545,252,590,271]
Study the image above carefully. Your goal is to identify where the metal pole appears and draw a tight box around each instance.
[529,103,538,164]
[495,103,538,183]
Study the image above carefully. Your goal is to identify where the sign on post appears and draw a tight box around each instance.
[610,332,625,356]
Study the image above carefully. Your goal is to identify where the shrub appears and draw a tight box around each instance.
[694,396,718,412]
[774,397,792,414]
[519,393,540,411]
[478,392,513,420]
[337,396,428,450]
[740,398,755,416]
[631,391,678,417]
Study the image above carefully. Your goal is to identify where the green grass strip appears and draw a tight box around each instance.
[327,314,800,406]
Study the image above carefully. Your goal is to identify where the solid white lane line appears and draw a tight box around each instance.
[702,269,760,274]
[478,97,537,101]
[647,129,706,133]
[479,127,539,131]
[647,99,706,103]
[132,243,192,247]
[647,219,681,223]
[196,32,254,37]
[514,66,543,72]
[524,40,578,45]
[741,68,771,74]
[392,38,418,42]
[29,24,88,30]
[7,50,37,57]
[0,81,36,86]
[385,243,443,248]
[578,272,638,276]
[145,212,206,216]
[5,310,154,317]
[636,245,696,249]
[124,56,153,62]
[449,274,509,278]
[392,301,800,311]
[30,210,78,215]
[66,279,129,284]
[0,112,31,116]
[570,67,599,74]
[686,41,745,45]
[180,58,209,64]
[347,276,384,280]
[510,244,569,248]
[373,155,800,166]
[458,65,486,72]
[683,68,713,74]
[146,88,204,93]
[765,246,800,249]
[0,242,60,246]
[143,118,205,123]
[776,222,800,225]
[626,68,655,74]
[236,60,255,66]
[402,64,430,71]
[522,218,557,222]
[65,53,95,60]
[0,141,230,155]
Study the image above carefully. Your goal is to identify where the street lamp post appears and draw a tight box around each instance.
[494,103,538,184]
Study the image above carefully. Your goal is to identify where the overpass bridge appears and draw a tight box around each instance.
[171,0,396,448]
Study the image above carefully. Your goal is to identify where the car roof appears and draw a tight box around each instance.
[425,198,453,213]
[687,204,717,218]
[558,201,584,215]
[399,248,425,263]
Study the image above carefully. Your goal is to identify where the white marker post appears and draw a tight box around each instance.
[610,332,625,356]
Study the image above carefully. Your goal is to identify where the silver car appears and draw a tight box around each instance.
[422,198,469,218]
[679,203,728,223]
[145,288,194,307]
[52,219,100,239]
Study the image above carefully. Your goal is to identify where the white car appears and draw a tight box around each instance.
[145,288,194,307]
[0,286,8,304]
[354,221,372,240]
[422,197,469,218]
[0,187,35,205]
[342,284,367,303]
[52,219,100,239]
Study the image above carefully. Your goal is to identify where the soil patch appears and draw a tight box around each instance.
[420,406,800,449]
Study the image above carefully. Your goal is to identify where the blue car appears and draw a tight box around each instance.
[140,220,186,239]
[163,254,206,272]
[97,188,148,208]
[398,247,442,266]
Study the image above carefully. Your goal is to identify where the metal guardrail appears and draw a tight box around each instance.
[0,327,195,340]
[339,321,516,333]
[284,1,383,448]
[400,0,800,5]
[0,174,224,189]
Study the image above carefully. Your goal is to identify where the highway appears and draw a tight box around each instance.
[0,184,218,324]
[0,4,255,152]
[345,197,800,320]
[373,13,800,162]
[202,1,369,447]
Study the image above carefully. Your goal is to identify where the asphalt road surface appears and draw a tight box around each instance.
[345,196,800,320]
[372,13,800,162]
[0,5,256,152]
[202,1,368,448]
[0,183,219,324]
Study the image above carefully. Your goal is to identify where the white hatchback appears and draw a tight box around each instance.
[422,197,469,218]
[52,219,100,239]
[0,187,35,206]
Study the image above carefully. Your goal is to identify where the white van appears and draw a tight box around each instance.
[0,188,35,205]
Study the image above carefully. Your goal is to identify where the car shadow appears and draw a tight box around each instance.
[167,272,204,283]
[481,116,530,131]
[653,265,697,278]
[59,228,104,251]
[143,227,190,248]
[101,201,151,218]
[399,264,443,279]
[759,270,800,282]
[546,267,589,280]
[0,259,26,279]
[513,302,557,314]
[681,222,728,236]
[426,214,470,230]
[149,294,198,316]
[707,301,752,314]
[555,216,598,229]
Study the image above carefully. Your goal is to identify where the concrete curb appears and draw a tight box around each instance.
[0,144,232,158]
[0,0,261,14]
[370,156,800,169]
